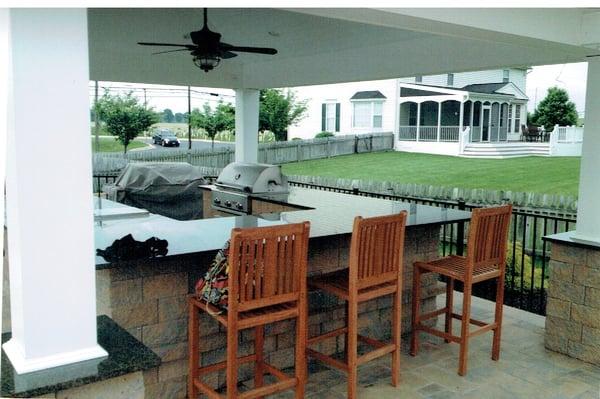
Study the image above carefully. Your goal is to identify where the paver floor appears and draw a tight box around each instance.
[267,293,600,398]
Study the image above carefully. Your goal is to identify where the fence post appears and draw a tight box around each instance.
[297,142,302,162]
[456,199,466,256]
[354,135,359,153]
[369,135,373,152]
[327,138,331,158]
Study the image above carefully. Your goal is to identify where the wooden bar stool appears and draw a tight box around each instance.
[410,204,512,376]
[307,212,407,399]
[188,222,310,399]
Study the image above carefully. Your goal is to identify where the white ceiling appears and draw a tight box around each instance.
[87,8,597,89]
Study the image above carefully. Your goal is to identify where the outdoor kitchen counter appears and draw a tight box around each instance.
[93,187,471,399]
[95,186,470,268]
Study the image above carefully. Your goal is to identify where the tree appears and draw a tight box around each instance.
[95,91,159,153]
[189,102,235,150]
[530,87,578,130]
[259,89,308,141]
[174,112,187,123]
[161,108,175,123]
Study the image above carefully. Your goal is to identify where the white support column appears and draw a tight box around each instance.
[458,101,464,133]
[234,89,260,164]
[3,9,107,374]
[573,58,600,243]
[437,102,442,141]
[415,102,421,142]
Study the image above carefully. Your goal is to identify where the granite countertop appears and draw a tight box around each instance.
[95,187,471,268]
[543,231,600,250]
[1,315,160,398]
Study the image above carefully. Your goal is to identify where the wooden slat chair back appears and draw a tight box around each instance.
[189,222,310,399]
[466,206,513,272]
[351,214,406,290]
[411,204,512,376]
[229,223,306,313]
[307,212,407,399]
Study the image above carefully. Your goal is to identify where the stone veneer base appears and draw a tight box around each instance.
[543,233,600,366]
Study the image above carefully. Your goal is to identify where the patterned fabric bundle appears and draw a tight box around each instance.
[195,240,230,314]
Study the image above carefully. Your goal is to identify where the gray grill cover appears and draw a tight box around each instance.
[104,162,207,220]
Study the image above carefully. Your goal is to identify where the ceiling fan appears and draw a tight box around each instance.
[138,8,278,73]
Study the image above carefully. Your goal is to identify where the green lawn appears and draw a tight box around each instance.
[281,152,581,197]
[92,137,148,152]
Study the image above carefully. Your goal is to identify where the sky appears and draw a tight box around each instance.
[92,62,589,119]
[526,62,587,119]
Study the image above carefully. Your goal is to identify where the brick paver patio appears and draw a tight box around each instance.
[264,293,600,398]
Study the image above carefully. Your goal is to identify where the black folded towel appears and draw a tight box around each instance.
[97,234,168,262]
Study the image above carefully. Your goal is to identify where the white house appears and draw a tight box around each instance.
[288,68,528,141]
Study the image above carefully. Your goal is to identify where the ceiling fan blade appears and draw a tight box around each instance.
[221,44,277,55]
[152,48,194,55]
[221,51,238,59]
[138,42,195,49]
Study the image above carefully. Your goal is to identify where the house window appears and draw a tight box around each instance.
[447,73,454,86]
[503,69,510,83]
[514,104,521,132]
[352,101,384,128]
[415,75,422,83]
[321,102,340,132]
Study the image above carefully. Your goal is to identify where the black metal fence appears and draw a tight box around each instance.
[288,180,577,316]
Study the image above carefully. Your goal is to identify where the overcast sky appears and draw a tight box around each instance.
[94,62,589,118]
[526,62,587,118]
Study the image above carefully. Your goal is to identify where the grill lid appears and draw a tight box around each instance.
[216,162,288,193]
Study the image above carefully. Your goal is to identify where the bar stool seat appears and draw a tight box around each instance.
[415,255,502,282]
[306,212,407,399]
[188,222,310,399]
[309,269,400,302]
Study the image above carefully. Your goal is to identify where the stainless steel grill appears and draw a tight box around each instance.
[211,162,288,215]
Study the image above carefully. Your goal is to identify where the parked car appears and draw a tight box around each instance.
[152,129,180,147]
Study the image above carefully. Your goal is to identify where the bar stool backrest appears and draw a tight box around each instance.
[349,212,407,290]
[228,222,310,313]
[465,205,513,272]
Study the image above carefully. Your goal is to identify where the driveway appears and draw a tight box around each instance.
[139,137,235,152]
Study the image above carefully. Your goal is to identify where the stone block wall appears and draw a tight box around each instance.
[97,225,444,398]
[545,242,600,365]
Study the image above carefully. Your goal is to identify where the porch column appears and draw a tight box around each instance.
[416,102,421,141]
[234,88,260,163]
[3,9,107,374]
[458,101,464,133]
[573,58,600,243]
[436,102,442,141]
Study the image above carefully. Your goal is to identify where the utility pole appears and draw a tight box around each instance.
[187,86,192,163]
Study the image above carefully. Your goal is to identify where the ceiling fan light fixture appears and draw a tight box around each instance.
[193,54,221,72]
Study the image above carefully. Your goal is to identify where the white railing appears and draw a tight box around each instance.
[397,125,460,142]
[419,126,438,141]
[549,125,584,156]
[553,125,584,143]
[439,126,460,142]
[398,126,417,141]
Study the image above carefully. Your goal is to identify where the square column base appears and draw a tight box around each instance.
[3,338,108,374]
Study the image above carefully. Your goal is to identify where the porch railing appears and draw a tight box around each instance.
[287,180,577,316]
[398,125,461,142]
[398,126,417,140]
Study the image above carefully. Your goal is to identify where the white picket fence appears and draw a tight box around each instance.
[93,132,394,174]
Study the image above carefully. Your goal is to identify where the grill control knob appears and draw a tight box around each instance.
[236,203,244,210]
[213,197,221,204]
[225,201,231,207]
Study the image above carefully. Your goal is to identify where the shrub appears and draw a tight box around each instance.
[315,131,334,139]
[291,137,302,141]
